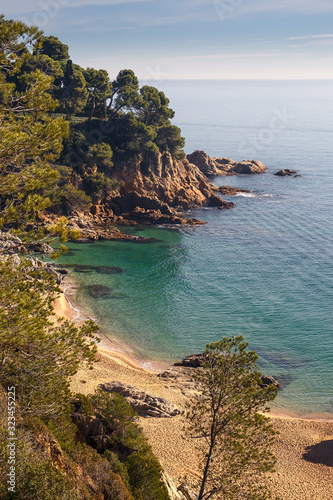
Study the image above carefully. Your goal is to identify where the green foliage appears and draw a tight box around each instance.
[138,85,175,126]
[83,171,118,202]
[84,142,113,173]
[111,69,139,111]
[0,18,69,229]
[0,260,99,417]
[50,177,92,215]
[83,67,112,119]
[90,389,137,432]
[39,35,69,61]
[3,460,78,500]
[104,451,131,490]
[155,124,185,158]
[126,451,170,500]
[60,60,88,115]
[185,336,278,500]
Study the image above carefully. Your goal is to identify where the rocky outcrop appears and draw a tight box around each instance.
[229,159,267,175]
[0,231,69,284]
[187,150,267,177]
[178,483,199,500]
[274,169,298,177]
[218,186,251,196]
[186,150,224,177]
[33,431,66,469]
[171,353,281,390]
[100,382,181,418]
[84,151,236,226]
[108,192,205,226]
[174,353,206,368]
[72,413,110,453]
[260,375,281,389]
[163,473,198,500]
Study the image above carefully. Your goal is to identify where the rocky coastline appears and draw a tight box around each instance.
[31,150,267,239]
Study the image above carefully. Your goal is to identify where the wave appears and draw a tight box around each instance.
[235,192,275,198]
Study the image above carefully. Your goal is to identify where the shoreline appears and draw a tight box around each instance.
[54,286,333,499]
[54,284,333,422]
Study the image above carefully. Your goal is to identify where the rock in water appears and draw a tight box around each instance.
[260,375,281,388]
[274,169,297,176]
[100,382,181,418]
[218,186,251,195]
[187,150,267,176]
[174,354,206,367]
[95,266,124,274]
[87,285,113,298]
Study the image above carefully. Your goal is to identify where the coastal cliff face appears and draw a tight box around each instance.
[89,151,235,226]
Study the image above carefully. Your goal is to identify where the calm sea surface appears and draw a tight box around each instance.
[57,80,333,415]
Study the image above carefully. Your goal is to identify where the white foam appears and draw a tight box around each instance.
[235,192,274,198]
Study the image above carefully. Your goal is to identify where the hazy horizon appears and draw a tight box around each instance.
[4,1,333,80]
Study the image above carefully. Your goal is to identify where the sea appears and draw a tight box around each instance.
[57,80,333,416]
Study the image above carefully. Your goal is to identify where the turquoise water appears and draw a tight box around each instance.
[57,80,333,415]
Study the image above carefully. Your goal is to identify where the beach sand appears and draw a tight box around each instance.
[54,292,333,500]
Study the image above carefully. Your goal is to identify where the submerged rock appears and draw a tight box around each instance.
[74,265,94,273]
[95,266,124,274]
[87,285,113,298]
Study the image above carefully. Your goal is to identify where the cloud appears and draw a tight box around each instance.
[4,0,149,17]
[287,34,333,40]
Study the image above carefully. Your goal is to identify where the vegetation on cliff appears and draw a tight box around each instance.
[0,15,277,500]
[0,15,171,499]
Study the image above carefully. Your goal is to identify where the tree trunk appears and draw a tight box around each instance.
[198,436,215,500]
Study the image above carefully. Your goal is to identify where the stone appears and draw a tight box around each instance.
[178,483,199,500]
[274,169,297,176]
[95,266,124,274]
[229,159,267,174]
[174,354,206,368]
[187,150,224,177]
[163,473,188,500]
[87,285,113,298]
[218,186,251,195]
[188,151,266,177]
[260,375,281,389]
[100,382,181,418]
[71,413,110,453]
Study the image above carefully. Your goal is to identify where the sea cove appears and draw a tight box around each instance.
[55,80,333,417]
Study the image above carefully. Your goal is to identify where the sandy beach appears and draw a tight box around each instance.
[54,291,333,500]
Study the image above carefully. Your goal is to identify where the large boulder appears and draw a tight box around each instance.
[100,382,181,418]
[187,151,266,176]
[229,159,267,174]
[187,150,224,177]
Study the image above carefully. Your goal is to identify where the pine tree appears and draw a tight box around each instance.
[185,336,278,500]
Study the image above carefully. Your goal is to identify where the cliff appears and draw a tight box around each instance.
[88,151,235,226]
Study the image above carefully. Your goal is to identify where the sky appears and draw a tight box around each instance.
[3,0,333,80]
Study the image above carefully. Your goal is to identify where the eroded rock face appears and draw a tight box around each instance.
[100,382,181,418]
[33,432,66,469]
[93,151,236,225]
[187,150,267,177]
